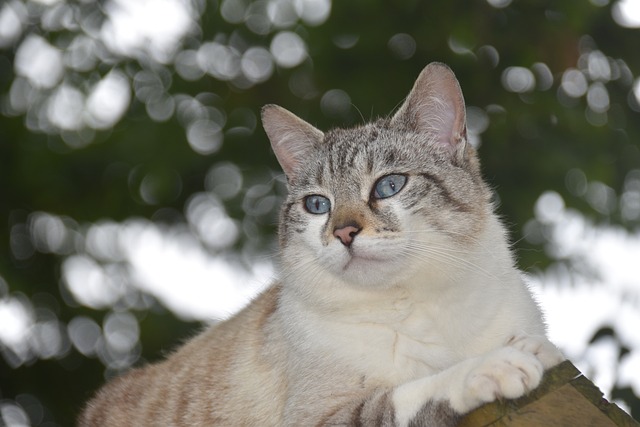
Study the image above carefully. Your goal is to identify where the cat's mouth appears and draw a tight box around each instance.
[326,239,407,286]
[341,250,385,270]
[331,248,407,288]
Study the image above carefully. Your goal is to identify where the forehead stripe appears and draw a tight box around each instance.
[418,172,472,213]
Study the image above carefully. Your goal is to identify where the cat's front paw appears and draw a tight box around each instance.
[391,346,548,426]
[507,334,565,369]
[459,347,543,413]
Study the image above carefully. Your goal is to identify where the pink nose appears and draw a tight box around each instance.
[333,225,361,247]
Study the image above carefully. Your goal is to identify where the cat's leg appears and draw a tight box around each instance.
[319,336,563,427]
[318,388,460,427]
[390,347,539,426]
[319,346,544,427]
[392,335,564,427]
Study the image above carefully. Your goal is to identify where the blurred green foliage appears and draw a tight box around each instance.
[1,0,639,424]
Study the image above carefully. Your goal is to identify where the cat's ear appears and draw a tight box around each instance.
[262,104,324,178]
[391,62,467,154]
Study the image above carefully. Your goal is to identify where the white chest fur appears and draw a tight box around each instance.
[280,264,545,388]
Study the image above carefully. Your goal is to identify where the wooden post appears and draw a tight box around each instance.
[458,360,639,426]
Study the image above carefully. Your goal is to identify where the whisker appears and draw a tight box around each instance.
[401,249,454,281]
[403,243,500,281]
[401,228,500,257]
[402,228,486,246]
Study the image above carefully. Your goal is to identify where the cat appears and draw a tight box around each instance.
[79,62,564,426]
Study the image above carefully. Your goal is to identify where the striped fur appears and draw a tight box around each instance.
[80,63,563,426]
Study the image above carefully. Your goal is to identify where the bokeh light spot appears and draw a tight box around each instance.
[187,119,223,155]
[535,191,565,224]
[587,50,612,81]
[0,296,34,355]
[0,401,30,427]
[221,0,248,24]
[477,45,500,68]
[65,35,98,72]
[187,193,239,249]
[0,2,27,48]
[47,85,85,131]
[101,0,196,63]
[612,0,640,27]
[486,0,512,8]
[267,0,298,27]
[68,316,101,356]
[294,0,331,25]
[104,311,139,353]
[621,170,640,221]
[206,163,244,200]
[86,70,131,129]
[14,35,63,89]
[561,68,588,98]
[28,212,69,254]
[501,66,536,93]
[62,255,123,309]
[587,82,610,113]
[246,2,271,35]
[198,42,242,80]
[241,47,274,83]
[388,33,416,60]
[320,89,351,118]
[270,31,307,68]
[532,62,553,91]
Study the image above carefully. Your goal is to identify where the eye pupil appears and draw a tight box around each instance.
[305,195,331,214]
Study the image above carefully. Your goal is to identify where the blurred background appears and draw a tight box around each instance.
[1,0,639,424]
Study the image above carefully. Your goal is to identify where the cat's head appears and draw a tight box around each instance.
[262,63,492,289]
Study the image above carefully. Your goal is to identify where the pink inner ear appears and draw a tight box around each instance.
[261,105,324,178]
[422,95,461,149]
[274,130,314,176]
[393,63,467,152]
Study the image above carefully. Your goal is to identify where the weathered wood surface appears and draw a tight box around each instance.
[458,360,639,427]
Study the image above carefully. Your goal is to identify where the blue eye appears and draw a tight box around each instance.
[304,195,331,214]
[374,174,407,199]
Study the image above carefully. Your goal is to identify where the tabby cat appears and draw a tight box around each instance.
[79,62,563,426]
